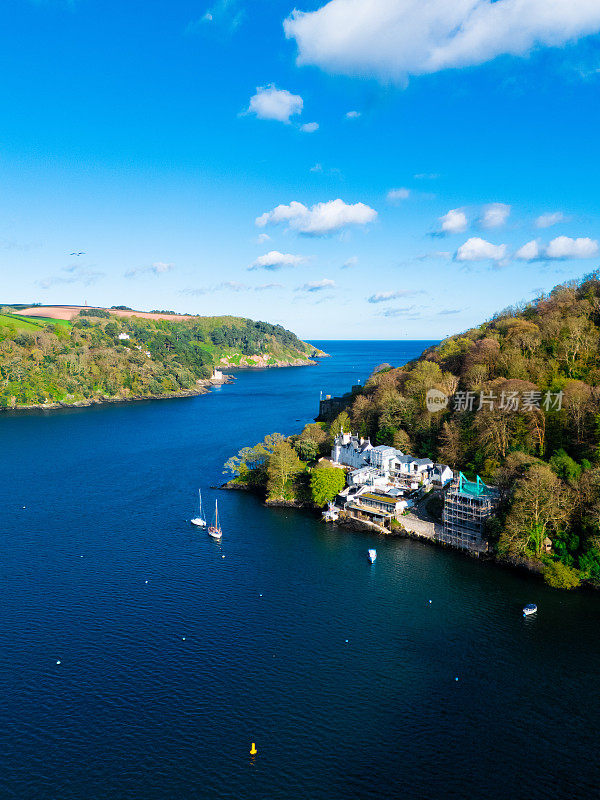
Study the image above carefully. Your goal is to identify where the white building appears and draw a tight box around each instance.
[347,466,388,488]
[331,431,373,469]
[368,445,398,477]
[432,464,454,488]
[391,455,434,485]
[331,430,438,493]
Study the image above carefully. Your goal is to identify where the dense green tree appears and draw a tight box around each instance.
[500,463,567,558]
[267,441,304,501]
[549,449,582,484]
[295,438,319,463]
[330,411,351,437]
[543,560,581,590]
[310,465,346,506]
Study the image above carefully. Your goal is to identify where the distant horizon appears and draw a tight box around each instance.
[2,303,447,342]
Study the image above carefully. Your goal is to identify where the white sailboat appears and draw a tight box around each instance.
[191,489,206,528]
[208,499,223,539]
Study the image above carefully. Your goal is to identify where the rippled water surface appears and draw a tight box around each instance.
[1,341,599,799]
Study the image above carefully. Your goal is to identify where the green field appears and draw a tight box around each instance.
[0,313,71,330]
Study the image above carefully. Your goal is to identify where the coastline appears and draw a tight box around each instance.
[0,354,324,414]
[0,375,233,414]
[220,480,590,589]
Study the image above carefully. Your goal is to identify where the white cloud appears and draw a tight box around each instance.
[481,202,510,228]
[255,282,284,291]
[220,280,247,291]
[125,262,174,278]
[440,208,468,234]
[545,236,598,259]
[456,237,507,262]
[256,233,271,243]
[416,250,452,261]
[284,0,600,81]
[536,211,565,228]
[300,121,319,133]
[345,110,361,119]
[341,256,358,268]
[248,251,306,271]
[515,239,540,261]
[387,187,410,202]
[182,280,251,295]
[256,198,377,236]
[247,84,303,123]
[414,172,439,180]
[310,163,323,172]
[37,263,104,289]
[378,306,420,318]
[297,278,336,292]
[368,290,423,303]
[515,236,598,260]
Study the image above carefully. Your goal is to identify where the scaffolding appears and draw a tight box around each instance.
[440,472,499,553]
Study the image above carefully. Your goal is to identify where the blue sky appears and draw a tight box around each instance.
[1,0,600,339]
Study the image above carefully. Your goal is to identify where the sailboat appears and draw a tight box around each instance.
[191,489,206,528]
[208,499,223,539]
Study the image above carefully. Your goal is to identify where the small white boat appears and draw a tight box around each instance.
[523,603,537,616]
[368,548,377,563]
[208,499,223,540]
[322,502,339,522]
[191,489,206,528]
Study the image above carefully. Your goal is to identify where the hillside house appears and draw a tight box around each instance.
[369,445,398,477]
[344,486,406,526]
[432,464,454,488]
[391,455,434,487]
[347,466,388,488]
[331,431,373,469]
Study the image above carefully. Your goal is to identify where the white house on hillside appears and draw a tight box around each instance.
[347,466,388,488]
[331,431,373,469]
[331,430,445,493]
[432,464,454,487]
[392,455,434,483]
[369,445,398,477]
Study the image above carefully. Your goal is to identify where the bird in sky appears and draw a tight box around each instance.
[69,251,86,256]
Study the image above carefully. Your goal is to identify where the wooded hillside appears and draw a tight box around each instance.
[325,273,600,588]
[0,307,318,408]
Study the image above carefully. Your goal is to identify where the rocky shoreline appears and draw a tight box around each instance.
[0,375,235,413]
[219,352,328,370]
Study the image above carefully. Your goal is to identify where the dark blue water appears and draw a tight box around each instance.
[1,341,599,800]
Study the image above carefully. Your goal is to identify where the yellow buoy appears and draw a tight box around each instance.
[250,742,257,755]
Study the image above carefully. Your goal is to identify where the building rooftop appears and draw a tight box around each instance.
[347,502,391,517]
[360,492,399,506]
